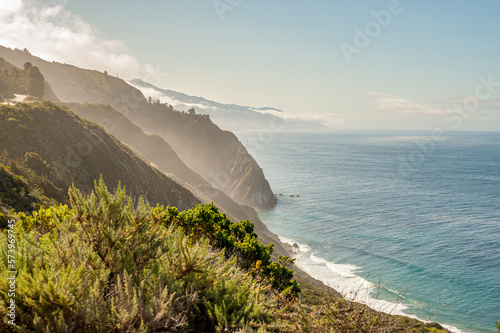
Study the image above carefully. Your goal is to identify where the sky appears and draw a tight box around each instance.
[1,0,500,130]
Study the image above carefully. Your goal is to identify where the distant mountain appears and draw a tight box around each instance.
[129,79,328,132]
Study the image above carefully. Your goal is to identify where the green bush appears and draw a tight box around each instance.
[152,202,300,297]
[0,178,272,332]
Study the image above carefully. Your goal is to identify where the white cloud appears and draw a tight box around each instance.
[368,92,499,117]
[258,109,349,128]
[367,92,446,116]
[0,0,163,81]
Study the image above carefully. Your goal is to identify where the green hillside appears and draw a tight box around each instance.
[0,102,200,211]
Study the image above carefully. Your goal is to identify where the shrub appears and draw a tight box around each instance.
[152,202,300,297]
[0,178,272,332]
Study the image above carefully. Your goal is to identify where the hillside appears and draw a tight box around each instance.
[63,102,282,246]
[0,46,277,209]
[0,46,142,106]
[0,102,200,211]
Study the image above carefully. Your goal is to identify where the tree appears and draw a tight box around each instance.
[23,62,45,100]
[148,96,152,104]
[188,107,195,114]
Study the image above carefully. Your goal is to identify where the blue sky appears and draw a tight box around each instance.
[1,0,500,130]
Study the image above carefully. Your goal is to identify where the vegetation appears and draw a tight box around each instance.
[152,202,300,296]
[0,176,458,332]
[0,163,53,229]
[0,102,200,212]
[0,59,46,100]
[0,179,273,332]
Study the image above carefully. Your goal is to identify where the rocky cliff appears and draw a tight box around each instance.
[127,103,277,209]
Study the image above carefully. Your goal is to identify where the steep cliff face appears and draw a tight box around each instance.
[66,103,277,218]
[127,103,277,209]
[0,102,200,211]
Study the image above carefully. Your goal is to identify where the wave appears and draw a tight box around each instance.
[279,236,466,333]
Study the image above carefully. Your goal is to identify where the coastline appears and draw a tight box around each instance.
[274,233,465,333]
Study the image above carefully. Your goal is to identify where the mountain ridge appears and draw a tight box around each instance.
[129,78,328,132]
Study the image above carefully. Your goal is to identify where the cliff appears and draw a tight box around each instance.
[127,103,277,209]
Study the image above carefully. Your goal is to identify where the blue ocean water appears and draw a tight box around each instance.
[236,130,500,333]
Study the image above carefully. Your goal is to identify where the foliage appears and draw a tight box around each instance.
[0,153,66,204]
[0,61,45,100]
[0,178,272,332]
[0,163,54,228]
[152,202,301,297]
[0,102,200,212]
[23,62,45,99]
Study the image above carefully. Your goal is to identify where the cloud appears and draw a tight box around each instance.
[367,92,446,116]
[368,92,499,117]
[0,0,165,82]
[258,108,349,128]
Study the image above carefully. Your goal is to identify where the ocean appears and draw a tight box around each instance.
[236,130,500,333]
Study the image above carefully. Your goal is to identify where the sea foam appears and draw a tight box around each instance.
[279,236,465,333]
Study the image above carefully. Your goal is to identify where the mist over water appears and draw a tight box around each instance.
[237,130,500,333]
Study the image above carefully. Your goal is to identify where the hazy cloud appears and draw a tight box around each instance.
[257,108,349,128]
[367,92,446,116]
[368,92,499,117]
[0,0,162,81]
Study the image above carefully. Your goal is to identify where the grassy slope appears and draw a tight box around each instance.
[0,102,200,211]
